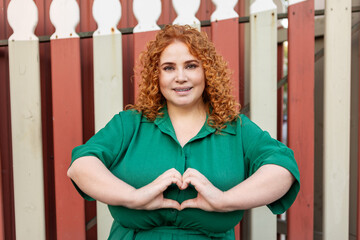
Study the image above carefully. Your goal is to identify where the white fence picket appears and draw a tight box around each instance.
[249,0,278,239]
[7,0,46,239]
[93,0,123,239]
[323,0,351,239]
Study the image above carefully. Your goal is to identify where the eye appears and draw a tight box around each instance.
[162,65,174,71]
[186,63,198,69]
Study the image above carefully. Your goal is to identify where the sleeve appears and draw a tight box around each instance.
[240,114,300,214]
[70,110,139,200]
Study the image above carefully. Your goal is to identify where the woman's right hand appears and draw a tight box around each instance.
[127,168,183,210]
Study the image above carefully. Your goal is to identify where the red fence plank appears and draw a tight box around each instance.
[211,17,241,240]
[287,1,314,240]
[358,23,360,240]
[133,30,159,99]
[51,38,86,240]
[211,18,240,102]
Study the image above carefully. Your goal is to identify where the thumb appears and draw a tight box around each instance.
[180,198,198,210]
[161,199,181,210]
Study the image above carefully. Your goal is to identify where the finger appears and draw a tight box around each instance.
[161,199,181,210]
[182,176,208,193]
[158,168,183,183]
[180,198,199,210]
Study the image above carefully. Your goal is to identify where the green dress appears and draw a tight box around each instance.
[71,108,300,240]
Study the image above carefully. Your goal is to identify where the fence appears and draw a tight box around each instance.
[0,0,357,239]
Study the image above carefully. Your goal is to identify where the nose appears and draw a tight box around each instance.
[175,69,187,83]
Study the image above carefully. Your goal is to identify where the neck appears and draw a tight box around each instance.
[167,102,207,120]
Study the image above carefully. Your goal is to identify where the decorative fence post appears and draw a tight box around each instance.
[172,0,201,31]
[249,0,277,239]
[286,1,314,240]
[133,0,161,99]
[210,2,241,238]
[92,0,123,238]
[49,1,86,239]
[7,1,46,239]
[0,151,3,240]
[210,0,241,107]
[323,0,351,239]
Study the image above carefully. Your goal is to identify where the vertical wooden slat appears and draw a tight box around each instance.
[249,0,277,239]
[210,1,240,239]
[33,1,57,238]
[358,20,360,239]
[211,18,239,102]
[0,150,4,240]
[133,0,161,99]
[92,0,123,238]
[323,0,351,239]
[7,1,46,239]
[0,1,15,239]
[50,1,86,239]
[286,1,314,240]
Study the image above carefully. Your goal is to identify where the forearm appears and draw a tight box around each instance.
[222,164,295,211]
[67,156,136,206]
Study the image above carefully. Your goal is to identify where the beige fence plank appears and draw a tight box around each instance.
[249,0,278,239]
[7,0,46,239]
[323,0,351,239]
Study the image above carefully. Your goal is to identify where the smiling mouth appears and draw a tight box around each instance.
[174,87,192,92]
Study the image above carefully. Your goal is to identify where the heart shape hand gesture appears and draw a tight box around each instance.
[128,168,227,212]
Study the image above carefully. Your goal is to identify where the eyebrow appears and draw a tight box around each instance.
[159,59,200,67]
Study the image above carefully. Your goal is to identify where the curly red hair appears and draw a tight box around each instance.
[129,24,240,131]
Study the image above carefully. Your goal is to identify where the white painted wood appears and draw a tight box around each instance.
[133,0,161,33]
[288,0,306,5]
[249,1,277,239]
[172,0,201,31]
[8,40,45,240]
[250,0,276,14]
[7,0,38,41]
[210,0,238,22]
[93,31,123,239]
[93,0,121,35]
[49,0,80,39]
[323,1,351,239]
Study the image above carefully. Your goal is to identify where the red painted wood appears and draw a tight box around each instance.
[237,1,245,107]
[287,1,314,240]
[133,30,159,100]
[33,1,57,239]
[0,151,5,240]
[79,2,97,239]
[211,17,240,240]
[50,38,86,240]
[0,1,15,239]
[119,0,136,106]
[211,18,240,102]
[358,24,360,240]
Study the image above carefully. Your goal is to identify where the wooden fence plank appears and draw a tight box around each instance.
[50,1,86,239]
[7,1,46,239]
[286,1,314,240]
[93,0,123,238]
[249,0,278,239]
[323,0,351,239]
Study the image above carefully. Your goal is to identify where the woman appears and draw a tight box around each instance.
[68,25,300,239]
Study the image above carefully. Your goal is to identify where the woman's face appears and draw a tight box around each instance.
[159,41,205,110]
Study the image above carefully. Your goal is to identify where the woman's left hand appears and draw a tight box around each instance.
[180,168,228,212]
